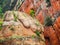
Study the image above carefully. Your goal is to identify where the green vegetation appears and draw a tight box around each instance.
[30,9,35,18]
[0,6,4,30]
[0,38,5,43]
[0,7,4,19]
[46,0,51,7]
[0,21,3,30]
[31,35,36,39]
[0,0,18,12]
[13,12,18,21]
[35,30,40,37]
[44,16,53,26]
[10,35,23,39]
[35,19,40,26]
[14,15,18,21]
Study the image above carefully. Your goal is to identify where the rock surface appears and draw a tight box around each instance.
[0,11,45,45]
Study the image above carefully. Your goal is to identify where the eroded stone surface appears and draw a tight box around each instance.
[0,11,45,45]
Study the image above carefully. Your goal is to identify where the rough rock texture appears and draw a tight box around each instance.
[0,11,45,45]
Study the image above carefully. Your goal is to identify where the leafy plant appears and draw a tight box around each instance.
[0,38,5,43]
[31,35,36,39]
[46,0,51,7]
[0,7,2,13]
[14,15,18,21]
[0,7,3,30]
[13,11,18,21]
[35,30,40,37]
[30,9,35,17]
[0,7,4,19]
[35,19,40,26]
[0,21,3,30]
[44,16,53,26]
[0,0,17,12]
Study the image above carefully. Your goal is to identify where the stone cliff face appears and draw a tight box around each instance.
[0,11,45,45]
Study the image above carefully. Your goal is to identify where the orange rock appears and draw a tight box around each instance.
[51,0,60,11]
[36,11,44,24]
[44,26,59,45]
[53,16,60,42]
